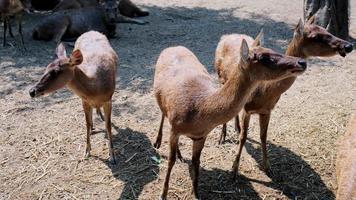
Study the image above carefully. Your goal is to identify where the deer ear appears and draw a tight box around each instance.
[70,49,83,66]
[240,39,249,64]
[56,43,67,58]
[252,29,264,47]
[307,15,316,24]
[294,18,304,38]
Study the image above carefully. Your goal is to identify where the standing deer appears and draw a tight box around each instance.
[216,17,353,174]
[0,0,31,48]
[29,31,118,164]
[153,38,307,199]
[336,114,356,200]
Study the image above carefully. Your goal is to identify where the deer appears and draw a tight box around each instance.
[0,0,31,48]
[336,114,356,200]
[31,0,147,44]
[216,17,354,175]
[29,31,118,164]
[153,35,307,199]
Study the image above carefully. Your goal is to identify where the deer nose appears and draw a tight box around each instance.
[344,43,353,53]
[29,88,36,98]
[297,59,307,69]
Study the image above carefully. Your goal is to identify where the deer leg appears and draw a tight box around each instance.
[53,19,70,44]
[116,14,148,25]
[161,132,179,200]
[235,115,241,133]
[232,110,250,179]
[82,101,93,159]
[219,123,227,145]
[259,113,271,173]
[191,137,206,199]
[8,17,14,38]
[3,17,7,47]
[176,144,183,161]
[16,14,26,50]
[154,114,164,149]
[96,107,105,121]
[103,101,116,164]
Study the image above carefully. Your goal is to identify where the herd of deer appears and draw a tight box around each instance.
[1,0,355,199]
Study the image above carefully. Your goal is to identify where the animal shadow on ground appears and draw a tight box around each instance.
[94,125,159,199]
[244,139,335,199]
[195,167,261,200]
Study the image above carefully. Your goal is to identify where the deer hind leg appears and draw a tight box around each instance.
[232,110,250,179]
[82,100,93,159]
[154,114,164,149]
[8,17,14,38]
[259,113,271,173]
[219,123,227,145]
[235,115,241,133]
[161,132,179,200]
[53,18,70,44]
[96,107,105,121]
[16,14,25,50]
[191,136,207,199]
[103,100,116,164]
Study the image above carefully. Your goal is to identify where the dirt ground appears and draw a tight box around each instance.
[1,0,355,199]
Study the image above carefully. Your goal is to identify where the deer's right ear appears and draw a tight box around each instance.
[70,49,83,66]
[252,29,264,47]
[294,18,304,39]
[56,43,67,58]
[240,39,249,64]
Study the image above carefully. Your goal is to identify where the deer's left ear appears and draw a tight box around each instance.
[70,49,83,66]
[307,15,317,25]
[294,18,304,38]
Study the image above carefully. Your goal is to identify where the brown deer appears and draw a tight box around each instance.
[0,0,31,48]
[153,38,307,199]
[29,31,118,164]
[216,17,354,174]
[336,114,356,200]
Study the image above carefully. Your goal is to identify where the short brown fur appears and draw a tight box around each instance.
[336,114,356,200]
[29,31,118,163]
[216,17,353,174]
[154,41,306,199]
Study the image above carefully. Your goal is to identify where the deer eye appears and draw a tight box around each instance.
[260,55,274,65]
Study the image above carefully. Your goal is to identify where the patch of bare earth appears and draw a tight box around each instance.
[1,0,355,199]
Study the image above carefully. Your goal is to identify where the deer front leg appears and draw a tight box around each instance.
[3,17,7,47]
[103,101,116,164]
[161,132,179,200]
[259,113,271,173]
[235,115,241,133]
[191,136,206,200]
[8,17,14,38]
[232,110,250,179]
[82,101,93,159]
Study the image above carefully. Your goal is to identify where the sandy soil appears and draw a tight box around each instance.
[1,0,355,199]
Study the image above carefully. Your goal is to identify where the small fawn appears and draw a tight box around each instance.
[336,114,356,200]
[216,17,354,174]
[29,31,118,164]
[153,36,306,199]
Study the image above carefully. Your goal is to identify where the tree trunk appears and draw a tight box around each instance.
[304,0,349,40]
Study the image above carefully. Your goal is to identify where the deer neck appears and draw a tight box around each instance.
[67,67,92,96]
[200,65,258,126]
[267,38,308,93]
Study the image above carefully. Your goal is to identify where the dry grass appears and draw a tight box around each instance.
[1,0,356,199]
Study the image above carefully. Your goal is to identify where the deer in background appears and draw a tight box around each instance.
[216,17,354,174]
[0,0,32,48]
[153,36,307,199]
[336,114,356,200]
[29,31,118,164]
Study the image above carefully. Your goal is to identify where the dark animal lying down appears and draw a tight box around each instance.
[32,6,147,43]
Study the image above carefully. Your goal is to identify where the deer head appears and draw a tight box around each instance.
[102,0,119,24]
[239,31,307,81]
[29,43,83,98]
[293,16,353,57]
